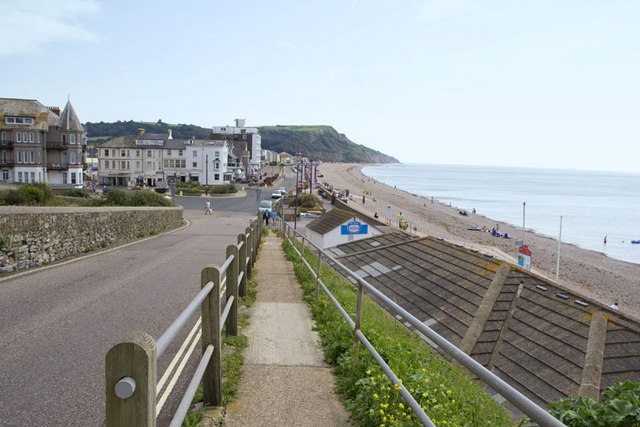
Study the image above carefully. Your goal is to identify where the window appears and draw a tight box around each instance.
[104,160,109,169]
[167,149,172,155]
[1,152,6,163]
[71,173,77,184]
[31,172,35,182]
[179,150,183,156]
[5,117,34,125]
[193,150,198,157]
[215,151,220,158]
[111,150,115,156]
[70,134,76,144]
[136,150,140,157]
[1,131,5,143]
[29,133,34,143]
[214,161,220,169]
[104,149,109,157]
[136,161,141,170]
[62,134,66,144]
[146,161,153,169]
[242,135,247,140]
[18,172,22,182]
[214,173,219,180]
[30,151,35,163]
[193,162,197,168]
[2,171,8,181]
[121,149,126,157]
[111,160,115,168]
[16,132,21,143]
[121,161,127,169]
[17,151,23,163]
[147,150,152,157]
[70,152,76,164]
[37,152,41,163]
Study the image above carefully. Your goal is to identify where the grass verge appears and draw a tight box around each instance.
[282,238,514,427]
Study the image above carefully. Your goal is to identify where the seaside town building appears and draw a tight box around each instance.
[98,129,232,187]
[0,97,86,187]
[211,119,262,179]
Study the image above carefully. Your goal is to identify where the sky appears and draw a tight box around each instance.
[1,0,639,172]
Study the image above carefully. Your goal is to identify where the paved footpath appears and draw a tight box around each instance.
[224,233,352,426]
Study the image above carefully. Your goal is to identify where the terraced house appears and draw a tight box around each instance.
[98,129,231,187]
[0,98,86,187]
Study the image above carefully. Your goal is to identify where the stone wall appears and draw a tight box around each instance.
[0,206,183,273]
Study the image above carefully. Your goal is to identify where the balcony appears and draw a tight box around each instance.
[47,163,69,170]
[46,141,67,150]
[0,140,14,148]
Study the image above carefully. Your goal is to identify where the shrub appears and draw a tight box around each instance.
[31,182,53,202]
[130,191,174,207]
[0,189,28,205]
[63,189,87,198]
[542,381,640,426]
[0,235,10,249]
[104,188,131,206]
[210,183,238,194]
[18,185,45,205]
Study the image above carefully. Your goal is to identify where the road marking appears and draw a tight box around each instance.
[157,317,201,394]
[156,322,202,414]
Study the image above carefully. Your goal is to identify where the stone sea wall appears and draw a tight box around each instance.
[0,206,183,273]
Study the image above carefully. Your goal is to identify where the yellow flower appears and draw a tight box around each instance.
[370,409,374,414]
[447,389,452,395]
[422,392,428,397]
[398,379,403,384]
[398,403,404,409]
[379,409,385,415]
[421,368,426,373]
[367,370,371,375]
[451,399,455,404]
[383,416,387,422]
[373,393,378,399]
[406,415,412,420]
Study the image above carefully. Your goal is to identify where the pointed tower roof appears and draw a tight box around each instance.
[58,100,84,131]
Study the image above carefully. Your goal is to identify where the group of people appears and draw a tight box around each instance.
[263,209,277,226]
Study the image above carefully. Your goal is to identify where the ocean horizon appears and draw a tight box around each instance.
[362,163,640,265]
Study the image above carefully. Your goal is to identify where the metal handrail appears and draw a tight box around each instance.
[169,345,214,427]
[157,281,214,357]
[281,221,564,427]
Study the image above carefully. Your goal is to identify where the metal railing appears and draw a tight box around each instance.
[278,219,564,427]
[105,217,262,427]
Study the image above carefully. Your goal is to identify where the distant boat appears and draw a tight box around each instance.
[631,240,640,244]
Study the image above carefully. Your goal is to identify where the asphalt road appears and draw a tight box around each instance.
[0,190,270,426]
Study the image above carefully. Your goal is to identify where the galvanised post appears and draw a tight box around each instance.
[316,248,322,300]
[201,266,223,406]
[301,237,305,258]
[237,233,247,297]
[105,330,157,427]
[354,280,364,351]
[226,244,239,336]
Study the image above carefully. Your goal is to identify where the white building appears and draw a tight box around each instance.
[185,139,231,185]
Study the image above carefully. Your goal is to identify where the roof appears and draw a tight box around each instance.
[58,100,84,132]
[307,208,366,234]
[0,98,60,130]
[101,136,137,148]
[326,234,640,408]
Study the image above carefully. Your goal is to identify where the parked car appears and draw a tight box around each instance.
[271,191,282,199]
[258,200,273,213]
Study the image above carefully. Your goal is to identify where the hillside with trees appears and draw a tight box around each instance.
[84,121,398,164]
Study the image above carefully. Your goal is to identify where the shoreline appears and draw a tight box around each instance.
[317,162,640,321]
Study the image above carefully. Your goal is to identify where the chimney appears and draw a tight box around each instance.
[235,118,246,128]
[137,128,145,137]
[167,129,173,139]
[48,106,61,116]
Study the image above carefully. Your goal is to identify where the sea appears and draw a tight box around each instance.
[362,163,640,265]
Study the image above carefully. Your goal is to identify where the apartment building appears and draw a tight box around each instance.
[0,98,86,187]
[98,129,231,187]
[211,118,262,177]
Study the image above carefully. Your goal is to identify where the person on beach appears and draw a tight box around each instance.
[205,200,212,215]
[604,235,607,244]
[397,212,405,226]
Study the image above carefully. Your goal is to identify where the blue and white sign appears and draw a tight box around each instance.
[341,221,368,235]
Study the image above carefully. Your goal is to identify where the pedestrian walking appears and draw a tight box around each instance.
[205,200,212,215]
[263,210,270,226]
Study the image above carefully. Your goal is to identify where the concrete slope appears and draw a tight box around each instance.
[225,234,352,426]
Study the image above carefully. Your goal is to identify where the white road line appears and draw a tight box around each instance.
[156,329,202,414]
[157,317,202,394]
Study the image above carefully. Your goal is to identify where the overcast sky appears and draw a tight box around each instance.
[1,0,639,172]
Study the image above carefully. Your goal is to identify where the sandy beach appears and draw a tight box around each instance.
[317,163,640,321]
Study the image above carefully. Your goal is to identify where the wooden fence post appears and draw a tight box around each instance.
[201,265,223,406]
[245,227,253,278]
[226,244,239,336]
[237,233,247,297]
[105,330,157,427]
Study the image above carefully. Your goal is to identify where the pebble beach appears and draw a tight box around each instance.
[317,162,640,321]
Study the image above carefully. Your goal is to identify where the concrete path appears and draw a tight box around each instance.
[225,233,352,426]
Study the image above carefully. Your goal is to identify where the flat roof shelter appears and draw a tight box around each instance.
[306,208,384,249]
[326,232,640,408]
